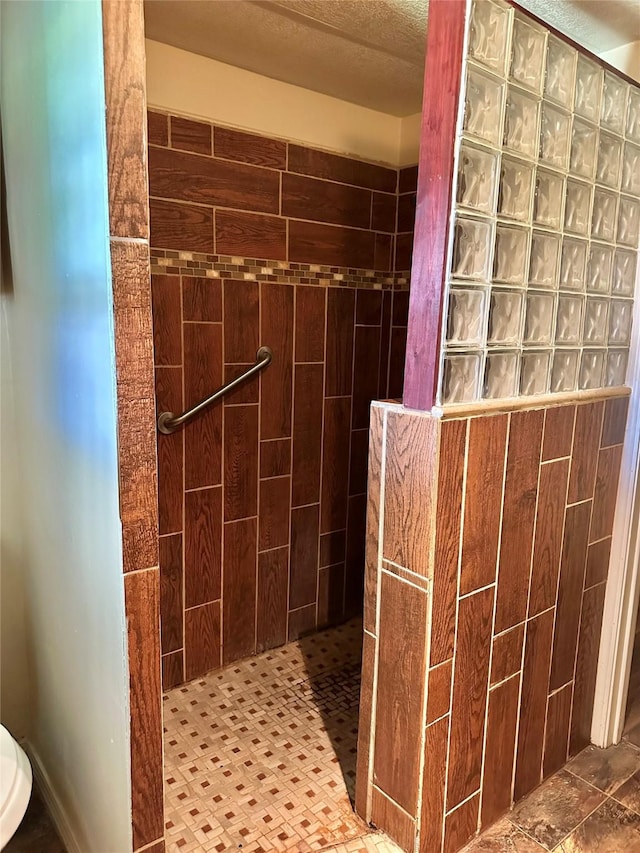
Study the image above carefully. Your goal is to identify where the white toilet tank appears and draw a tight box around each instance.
[0,724,32,849]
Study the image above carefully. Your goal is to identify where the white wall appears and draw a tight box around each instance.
[599,41,640,83]
[1,2,132,851]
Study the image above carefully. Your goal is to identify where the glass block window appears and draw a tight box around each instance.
[439,0,639,405]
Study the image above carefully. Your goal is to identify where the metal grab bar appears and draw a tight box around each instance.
[157,345,273,434]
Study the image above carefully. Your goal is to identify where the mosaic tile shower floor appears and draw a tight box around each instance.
[163,618,400,853]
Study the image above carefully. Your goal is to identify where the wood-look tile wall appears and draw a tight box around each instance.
[150,119,417,687]
[356,394,629,853]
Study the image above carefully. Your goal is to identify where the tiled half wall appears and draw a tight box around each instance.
[355,393,629,853]
[148,112,418,687]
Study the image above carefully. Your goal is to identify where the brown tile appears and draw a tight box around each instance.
[462,818,545,852]
[388,326,407,398]
[259,476,290,551]
[373,572,428,814]
[550,500,592,691]
[444,793,480,853]
[124,569,164,849]
[555,798,640,853]
[397,192,417,233]
[185,600,221,679]
[183,322,223,489]
[149,198,214,253]
[343,496,364,609]
[431,418,467,666]
[394,232,414,271]
[370,787,416,850]
[290,504,320,609]
[544,684,572,778]
[287,603,316,641]
[223,517,257,663]
[357,290,384,326]
[260,438,291,478]
[261,283,293,439]
[355,630,377,817]
[321,396,352,534]
[542,405,576,461]
[256,546,288,652]
[182,275,221,322]
[288,144,397,192]
[427,659,453,723]
[289,220,375,268]
[216,209,286,260]
[224,279,259,363]
[353,327,381,430]
[399,164,418,194]
[495,409,544,633]
[151,274,182,365]
[364,406,384,635]
[514,609,555,801]
[318,563,346,627]
[170,116,212,155]
[447,586,494,809]
[292,363,324,507]
[419,715,449,853]
[282,172,372,229]
[149,145,279,212]
[482,674,520,828]
[374,233,393,272]
[138,842,165,853]
[378,292,392,398]
[295,286,326,363]
[326,288,356,397]
[224,405,259,521]
[372,192,397,233]
[509,768,605,849]
[570,583,607,755]
[320,530,346,569]
[392,291,410,327]
[566,742,640,794]
[529,459,570,616]
[460,414,508,595]
[184,486,222,608]
[155,367,183,535]
[585,537,612,588]
[213,125,286,169]
[223,363,260,405]
[382,410,437,576]
[349,428,369,496]
[613,768,640,814]
[590,444,623,542]
[162,650,184,690]
[148,110,168,147]
[568,402,605,503]
[491,623,524,686]
[602,396,629,447]
[160,533,183,655]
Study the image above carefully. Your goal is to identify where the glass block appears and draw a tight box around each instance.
[451,217,493,281]
[540,103,571,169]
[584,297,609,344]
[511,16,546,93]
[564,180,592,236]
[601,71,628,135]
[498,157,533,221]
[622,143,640,197]
[613,249,637,296]
[545,36,576,109]
[560,238,587,291]
[591,189,617,242]
[570,119,598,180]
[586,244,613,294]
[484,351,519,399]
[504,87,539,158]
[457,143,499,214]
[579,350,605,390]
[447,287,488,346]
[628,88,640,143]
[529,231,561,289]
[606,349,629,386]
[442,352,482,404]
[464,69,505,147]
[574,55,602,122]
[596,132,622,189]
[551,349,579,393]
[493,225,529,285]
[617,197,640,248]
[534,169,564,229]
[524,291,555,344]
[555,294,583,344]
[487,289,523,345]
[468,0,511,75]
[520,350,551,395]
[609,299,633,345]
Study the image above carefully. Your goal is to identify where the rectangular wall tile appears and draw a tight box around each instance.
[149,198,214,253]
[356,290,383,326]
[260,438,291,479]
[321,397,352,534]
[289,504,320,610]
[184,486,222,608]
[223,517,257,664]
[397,192,417,232]
[289,219,375,269]
[491,623,524,686]
[216,209,286,260]
[182,276,221,322]
[542,405,575,461]
[601,396,629,447]
[570,583,607,755]
[292,364,324,507]
[185,600,221,679]
[395,233,413,270]
[349,429,370,496]
[287,603,316,641]
[148,111,168,147]
[568,402,604,504]
[224,279,259,363]
[259,476,291,551]
[460,414,508,595]
[256,546,288,652]
[370,788,417,851]
[352,326,381,430]
[282,172,372,229]
[427,659,453,724]
[320,530,346,569]
[590,445,623,542]
[214,125,287,169]
[345,493,368,614]
[378,293,392,398]
[295,287,326,363]
[288,144,397,192]
[387,326,407,398]
[151,274,182,365]
[261,283,293,439]
[495,410,543,634]
[170,116,212,155]
[355,630,377,818]
[481,674,520,828]
[444,794,479,853]
[223,405,259,521]
[325,288,355,397]
[159,533,183,655]
[529,459,570,616]
[223,364,260,405]
[184,322,223,489]
[544,684,572,778]
[364,406,384,635]
[373,572,428,815]
[419,715,449,853]
[585,537,612,588]
[162,650,184,691]
[318,563,346,627]
[155,367,183,535]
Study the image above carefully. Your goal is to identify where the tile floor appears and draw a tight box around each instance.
[4,787,66,853]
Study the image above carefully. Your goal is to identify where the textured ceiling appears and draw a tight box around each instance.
[143,0,639,117]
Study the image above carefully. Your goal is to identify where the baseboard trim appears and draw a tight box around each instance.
[24,742,84,853]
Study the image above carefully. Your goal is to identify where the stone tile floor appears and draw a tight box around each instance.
[4,787,66,853]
